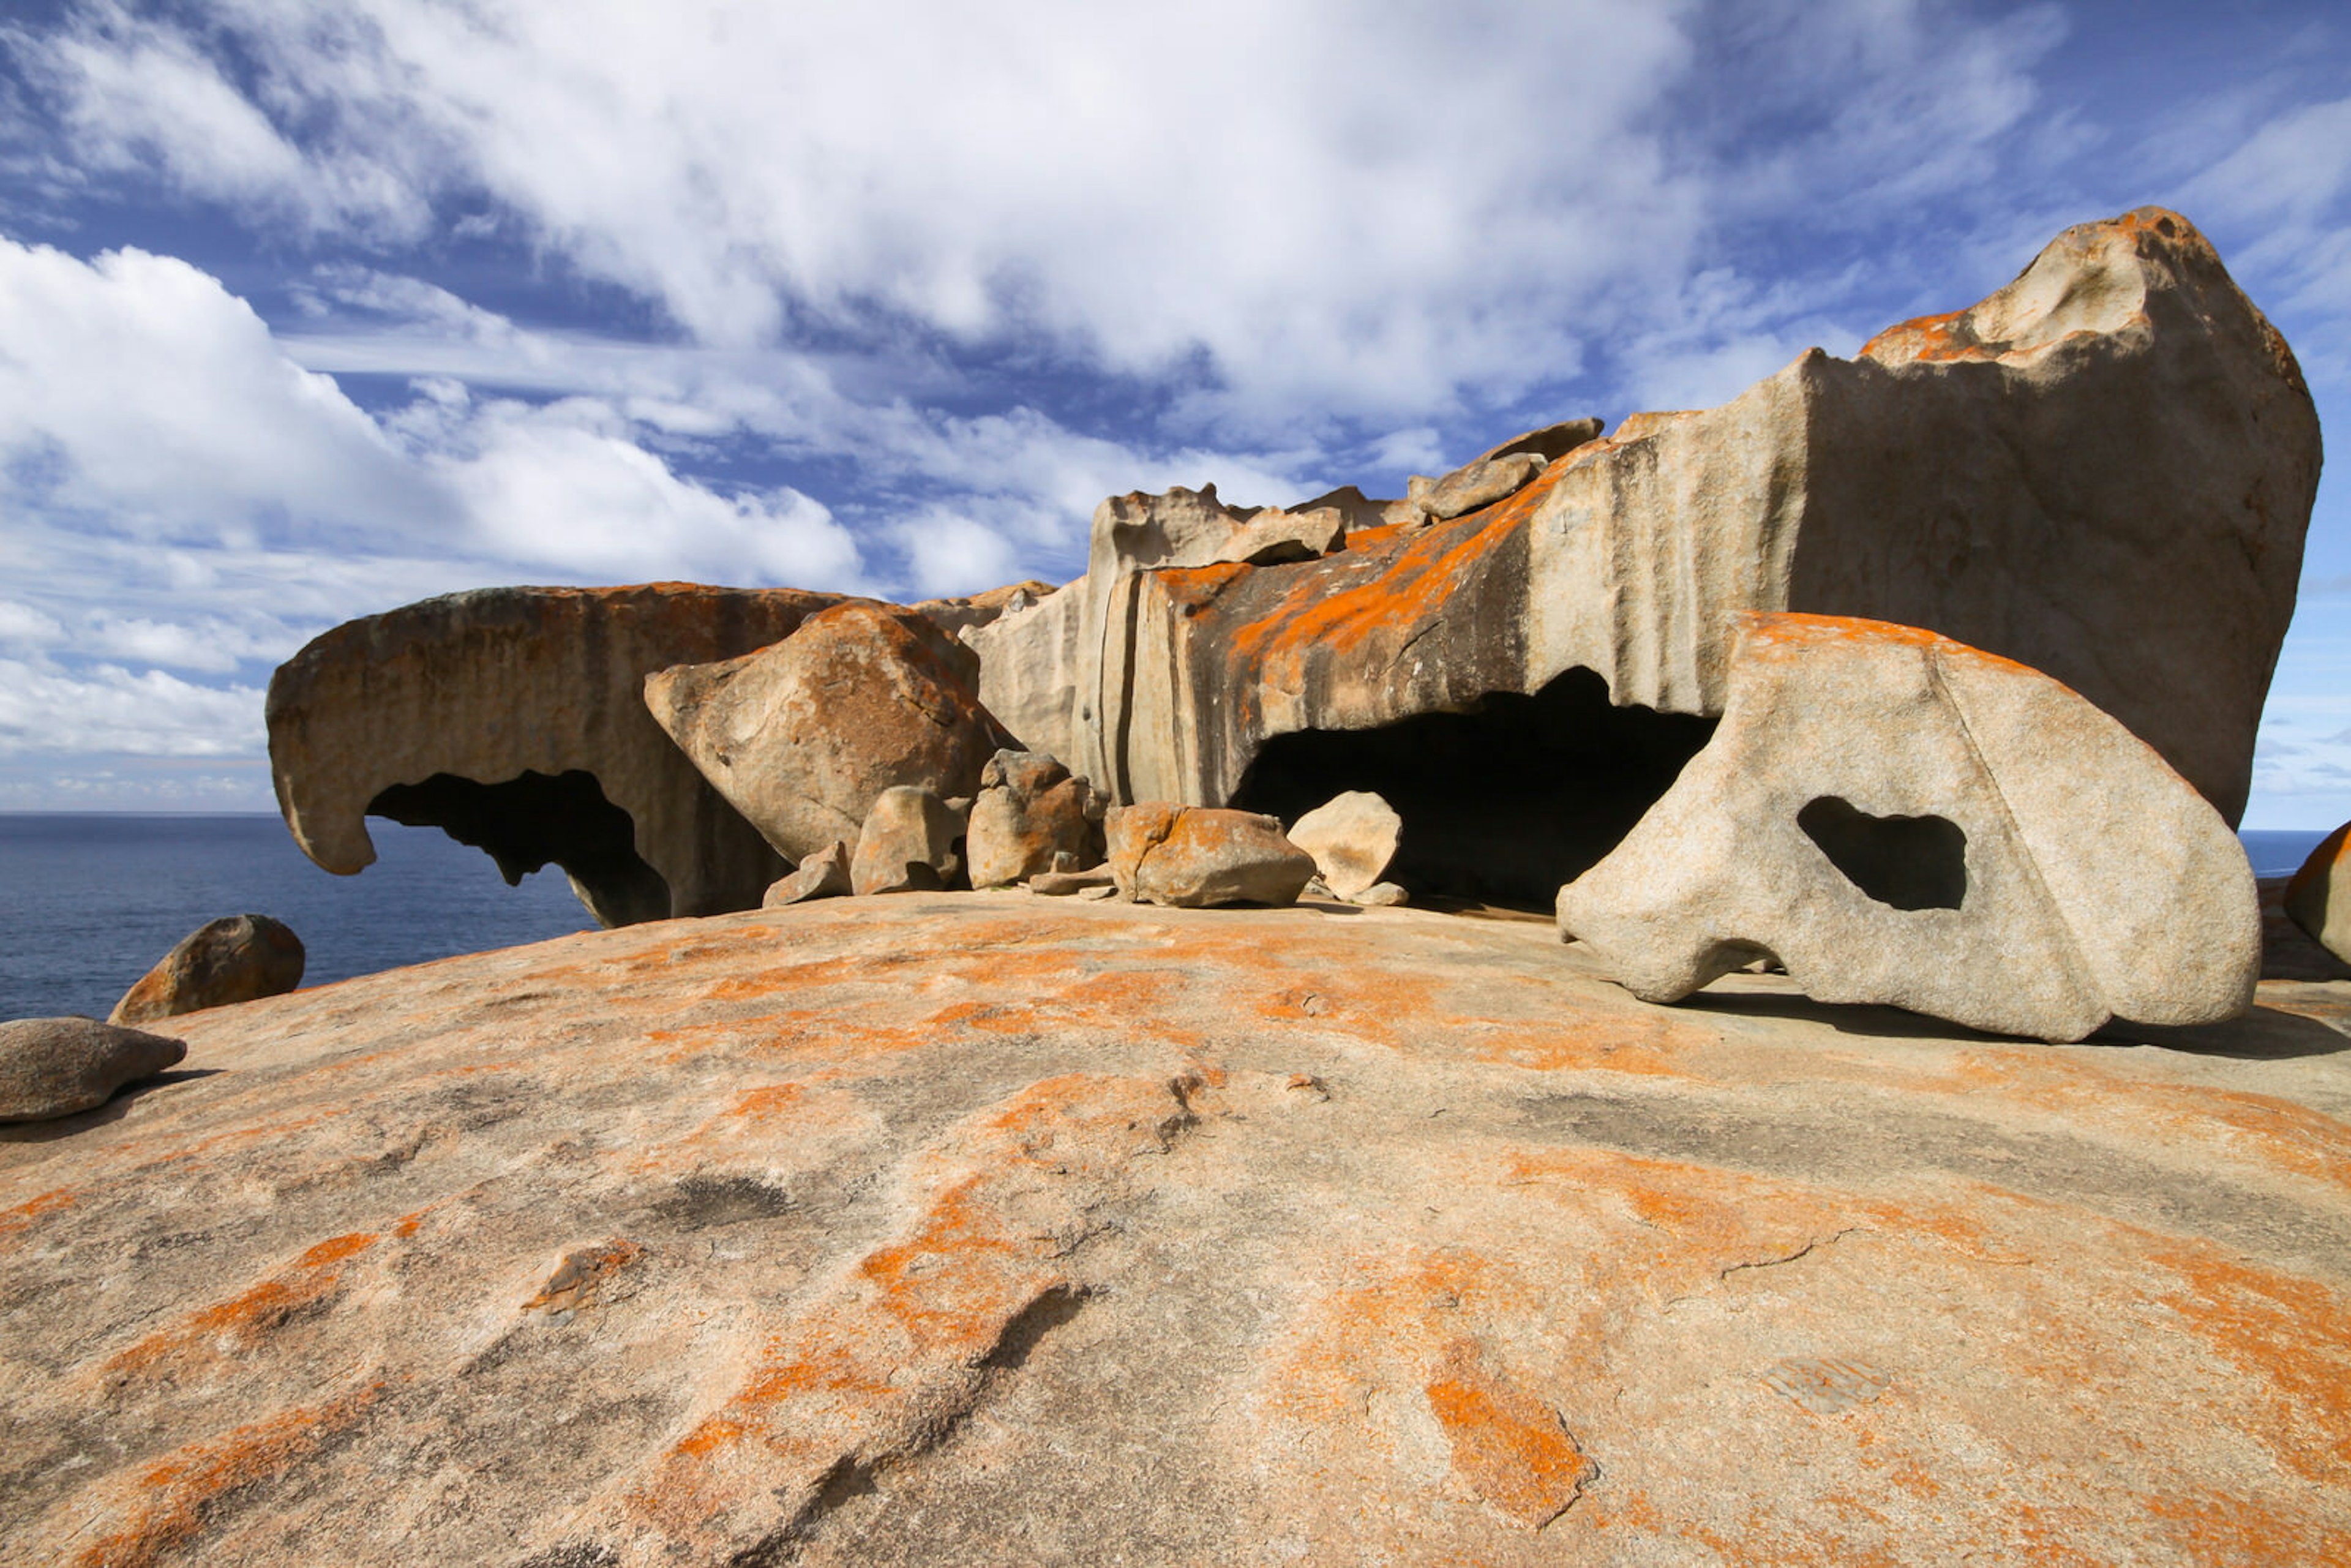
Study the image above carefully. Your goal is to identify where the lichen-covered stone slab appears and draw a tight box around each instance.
[2,898,2347,1563]
[1558,613,2260,1041]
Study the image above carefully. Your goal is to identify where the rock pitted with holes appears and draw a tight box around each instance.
[1558,613,2261,1041]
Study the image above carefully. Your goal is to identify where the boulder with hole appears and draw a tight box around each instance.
[0,1017,186,1122]
[110,915,305,1026]
[1555,613,2260,1042]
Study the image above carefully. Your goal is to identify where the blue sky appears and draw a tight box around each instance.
[0,1,2344,825]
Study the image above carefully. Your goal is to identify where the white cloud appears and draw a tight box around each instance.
[885,508,1030,601]
[0,658,265,756]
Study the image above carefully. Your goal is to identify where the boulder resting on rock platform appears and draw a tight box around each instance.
[1556,613,2260,1041]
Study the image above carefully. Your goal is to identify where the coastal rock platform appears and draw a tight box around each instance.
[4,898,2349,1564]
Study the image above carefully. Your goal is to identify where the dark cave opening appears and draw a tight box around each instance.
[369,768,672,928]
[1229,667,1717,910]
[1796,797,1968,912]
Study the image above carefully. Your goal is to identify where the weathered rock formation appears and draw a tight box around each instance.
[763,841,851,907]
[5,898,2348,1562]
[644,601,1010,866]
[110,914,304,1026]
[970,208,2320,906]
[1108,803,1317,908]
[966,749,1104,889]
[1288,789,1404,902]
[2287,824,2351,966]
[851,786,969,895]
[0,1017,184,1121]
[266,583,1035,928]
[1558,614,2260,1041]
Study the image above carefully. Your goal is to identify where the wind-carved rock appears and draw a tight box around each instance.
[970,209,2319,907]
[852,786,970,895]
[1556,613,2261,1042]
[267,585,841,927]
[1287,790,1404,902]
[644,601,1011,866]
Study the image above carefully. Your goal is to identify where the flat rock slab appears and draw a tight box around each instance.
[4,899,2348,1564]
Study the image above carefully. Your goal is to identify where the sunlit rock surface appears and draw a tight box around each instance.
[971,207,2319,907]
[1559,613,2260,1041]
[4,898,2348,1564]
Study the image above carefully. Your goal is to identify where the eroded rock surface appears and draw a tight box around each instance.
[970,208,2319,907]
[268,584,1036,928]
[1108,803,1316,908]
[111,914,305,1025]
[966,750,1103,889]
[267,585,844,926]
[852,786,969,895]
[0,1017,184,1121]
[644,601,1010,865]
[1558,613,2260,1041]
[3,898,2347,1563]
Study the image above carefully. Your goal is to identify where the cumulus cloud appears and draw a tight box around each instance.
[5,0,2070,439]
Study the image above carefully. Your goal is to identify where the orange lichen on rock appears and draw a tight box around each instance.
[612,1071,1196,1558]
[0,1185,75,1247]
[2150,1239,2351,1482]
[69,1381,383,1568]
[1424,1338,1596,1528]
[102,1232,380,1380]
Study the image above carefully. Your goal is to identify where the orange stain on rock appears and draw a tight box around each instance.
[104,1232,381,1379]
[2149,1240,2351,1483]
[1424,1338,1595,1528]
[70,1381,383,1568]
[0,1186,75,1247]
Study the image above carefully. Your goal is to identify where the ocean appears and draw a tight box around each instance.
[0,815,2334,1024]
[0,813,593,1022]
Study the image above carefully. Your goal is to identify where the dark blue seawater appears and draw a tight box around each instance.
[2242,829,2331,880]
[0,814,594,1022]
[0,817,2333,1023]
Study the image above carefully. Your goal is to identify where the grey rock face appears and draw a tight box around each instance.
[1108,803,1317,909]
[1556,613,2260,1042]
[852,787,970,895]
[966,751,1105,889]
[763,841,853,907]
[970,209,2319,838]
[110,914,304,1026]
[1286,790,1404,901]
[0,1018,186,1122]
[646,601,1009,867]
